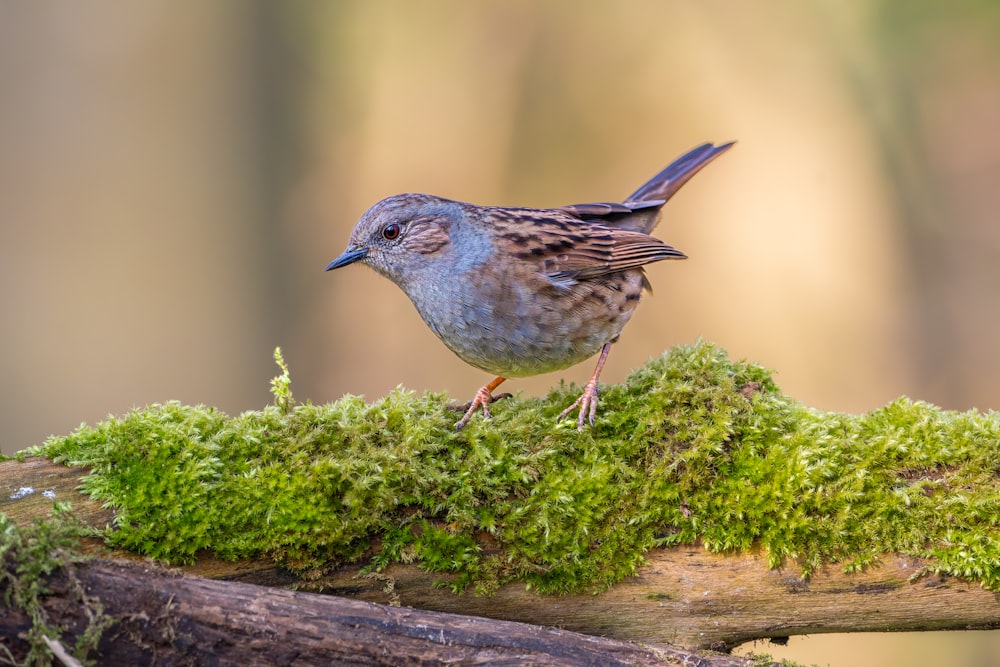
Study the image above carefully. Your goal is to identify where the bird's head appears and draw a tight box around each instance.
[326,194,466,287]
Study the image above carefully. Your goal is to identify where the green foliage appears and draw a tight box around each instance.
[745,654,807,667]
[270,347,294,415]
[0,504,113,666]
[25,341,1000,594]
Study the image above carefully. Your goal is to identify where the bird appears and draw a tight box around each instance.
[326,142,734,430]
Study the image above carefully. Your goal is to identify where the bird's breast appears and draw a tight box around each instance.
[403,261,646,378]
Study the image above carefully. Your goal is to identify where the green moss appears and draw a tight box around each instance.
[24,341,1000,594]
[745,654,809,667]
[1,504,113,666]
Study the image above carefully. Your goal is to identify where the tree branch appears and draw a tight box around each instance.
[0,556,752,666]
[3,457,1000,654]
[5,342,1000,659]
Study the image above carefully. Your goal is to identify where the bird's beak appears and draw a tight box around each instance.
[325,246,368,271]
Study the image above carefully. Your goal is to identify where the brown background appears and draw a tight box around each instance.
[2,2,999,664]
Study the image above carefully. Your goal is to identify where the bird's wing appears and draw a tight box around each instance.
[539,226,686,284]
[492,208,685,286]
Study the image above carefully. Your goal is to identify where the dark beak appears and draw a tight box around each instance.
[325,246,368,271]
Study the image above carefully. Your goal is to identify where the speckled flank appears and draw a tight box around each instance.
[426,261,648,377]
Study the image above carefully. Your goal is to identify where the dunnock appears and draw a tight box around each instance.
[327,142,733,430]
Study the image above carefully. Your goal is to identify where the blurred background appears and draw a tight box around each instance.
[2,1,999,663]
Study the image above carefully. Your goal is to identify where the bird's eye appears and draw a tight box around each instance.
[381,223,402,241]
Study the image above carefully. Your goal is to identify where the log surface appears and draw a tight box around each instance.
[0,558,751,666]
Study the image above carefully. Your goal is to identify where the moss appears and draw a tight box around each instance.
[0,504,113,666]
[745,655,808,667]
[22,341,1000,594]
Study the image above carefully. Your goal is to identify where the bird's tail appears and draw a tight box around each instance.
[555,141,734,234]
[626,142,735,205]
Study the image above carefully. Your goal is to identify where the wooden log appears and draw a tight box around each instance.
[4,457,1000,652]
[0,558,752,667]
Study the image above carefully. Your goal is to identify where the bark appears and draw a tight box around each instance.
[0,558,750,667]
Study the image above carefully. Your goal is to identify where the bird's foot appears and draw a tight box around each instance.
[558,341,612,431]
[558,378,600,431]
[452,377,509,430]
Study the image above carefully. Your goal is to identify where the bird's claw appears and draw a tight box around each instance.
[453,390,512,430]
[558,379,599,431]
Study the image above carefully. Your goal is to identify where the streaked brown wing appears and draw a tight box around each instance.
[539,226,686,284]
[491,208,684,286]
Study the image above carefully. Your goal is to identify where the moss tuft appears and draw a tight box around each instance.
[25,341,1000,594]
[1,503,113,666]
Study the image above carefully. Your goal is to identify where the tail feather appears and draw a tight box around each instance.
[556,141,734,233]
[626,142,735,205]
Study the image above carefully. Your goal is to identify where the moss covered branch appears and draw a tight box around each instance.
[3,340,1000,653]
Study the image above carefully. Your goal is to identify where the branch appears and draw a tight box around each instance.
[3,457,1000,654]
[0,555,751,666]
[4,341,1000,655]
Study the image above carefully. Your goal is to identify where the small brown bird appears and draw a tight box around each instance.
[327,142,733,430]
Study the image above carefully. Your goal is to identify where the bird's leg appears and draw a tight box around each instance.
[455,376,507,430]
[558,342,612,430]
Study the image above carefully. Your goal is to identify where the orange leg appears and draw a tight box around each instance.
[558,342,612,430]
[455,376,507,430]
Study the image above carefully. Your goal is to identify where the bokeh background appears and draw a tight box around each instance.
[2,1,999,664]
